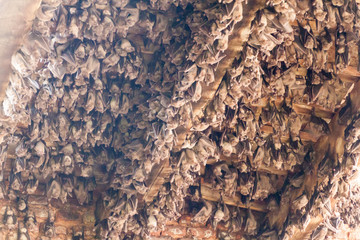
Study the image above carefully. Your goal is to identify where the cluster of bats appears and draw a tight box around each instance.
[0,0,359,239]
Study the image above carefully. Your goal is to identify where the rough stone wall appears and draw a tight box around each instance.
[150,215,218,239]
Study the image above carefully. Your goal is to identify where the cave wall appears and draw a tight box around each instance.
[0,0,41,102]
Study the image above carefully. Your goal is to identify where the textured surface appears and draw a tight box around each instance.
[1,0,360,239]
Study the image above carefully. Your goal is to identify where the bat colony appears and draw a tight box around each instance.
[0,0,359,239]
